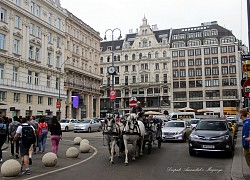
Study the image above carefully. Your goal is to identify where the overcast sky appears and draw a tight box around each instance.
[60,0,249,46]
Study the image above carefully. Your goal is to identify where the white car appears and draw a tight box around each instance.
[74,118,102,133]
[162,120,192,142]
[60,119,78,131]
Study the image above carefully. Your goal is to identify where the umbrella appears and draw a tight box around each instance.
[144,111,163,115]
[178,107,196,112]
[197,109,214,113]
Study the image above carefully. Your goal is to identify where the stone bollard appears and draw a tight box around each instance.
[79,142,91,153]
[1,159,21,177]
[74,137,82,145]
[66,147,80,158]
[80,139,89,145]
[42,152,58,167]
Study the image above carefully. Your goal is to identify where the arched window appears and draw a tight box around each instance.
[155,51,159,58]
[114,55,117,61]
[100,57,103,62]
[132,54,135,60]
[139,53,142,59]
[163,51,167,57]
[145,29,147,34]
[107,56,110,62]
[139,42,141,47]
[149,41,151,46]
[148,52,151,59]
[125,54,128,60]
[142,30,145,34]
[117,55,120,61]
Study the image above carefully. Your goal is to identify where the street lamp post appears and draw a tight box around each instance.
[57,58,70,121]
[104,28,122,113]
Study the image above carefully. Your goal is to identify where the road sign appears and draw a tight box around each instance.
[56,101,61,108]
[243,79,250,97]
[242,54,250,60]
[110,90,116,100]
[129,97,137,108]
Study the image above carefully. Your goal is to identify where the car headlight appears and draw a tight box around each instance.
[190,134,199,139]
[218,135,230,140]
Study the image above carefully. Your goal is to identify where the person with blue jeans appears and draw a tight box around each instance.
[239,108,250,166]
[37,118,48,153]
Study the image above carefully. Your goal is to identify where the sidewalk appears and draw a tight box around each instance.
[1,142,8,151]
[231,128,250,180]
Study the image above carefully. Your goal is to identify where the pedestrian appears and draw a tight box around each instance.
[14,117,36,175]
[0,117,7,162]
[3,116,10,143]
[27,116,38,165]
[37,117,48,153]
[50,116,62,156]
[239,108,250,166]
[9,116,21,158]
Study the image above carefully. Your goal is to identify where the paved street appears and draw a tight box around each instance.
[0,130,234,180]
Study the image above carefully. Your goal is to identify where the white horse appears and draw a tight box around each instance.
[123,113,145,165]
[103,114,124,164]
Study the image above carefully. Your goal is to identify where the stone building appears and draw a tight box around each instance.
[100,18,244,116]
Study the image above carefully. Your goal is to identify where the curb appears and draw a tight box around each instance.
[1,143,8,151]
[231,129,250,180]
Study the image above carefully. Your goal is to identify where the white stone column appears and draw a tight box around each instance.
[96,96,100,118]
[84,94,89,118]
[89,95,93,118]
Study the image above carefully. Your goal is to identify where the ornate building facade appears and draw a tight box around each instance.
[100,18,244,116]
[0,0,101,119]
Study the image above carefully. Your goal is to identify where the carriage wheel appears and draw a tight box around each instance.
[158,139,162,149]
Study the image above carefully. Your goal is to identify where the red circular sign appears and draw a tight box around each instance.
[56,101,61,108]
[243,79,250,97]
[129,97,137,108]
[110,90,116,100]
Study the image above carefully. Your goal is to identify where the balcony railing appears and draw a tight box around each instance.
[64,81,100,93]
[0,79,66,96]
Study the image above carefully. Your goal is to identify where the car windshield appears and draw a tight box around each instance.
[81,119,91,123]
[196,121,227,131]
[60,120,69,123]
[190,120,200,124]
[166,122,184,127]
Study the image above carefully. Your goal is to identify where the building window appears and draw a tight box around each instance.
[172,51,178,57]
[139,53,142,59]
[115,77,119,84]
[229,66,236,74]
[35,72,39,85]
[0,91,6,101]
[36,5,40,17]
[155,63,159,70]
[132,54,135,60]
[132,76,136,83]
[211,47,218,54]
[13,39,20,54]
[212,67,219,75]
[148,52,151,59]
[204,48,210,55]
[229,56,236,63]
[188,59,194,66]
[222,67,228,74]
[204,58,211,65]
[13,67,18,82]
[27,95,32,103]
[125,66,128,72]
[179,60,185,67]
[30,1,35,14]
[14,15,20,28]
[212,57,218,64]
[47,52,51,65]
[28,70,32,84]
[196,80,202,87]
[221,46,227,53]
[163,63,167,69]
[37,26,41,38]
[48,13,52,24]
[179,50,185,57]
[173,61,178,67]
[38,96,43,104]
[132,65,136,71]
[180,69,186,77]
[56,78,59,89]
[173,82,179,88]
[48,97,52,106]
[188,69,195,77]
[163,74,168,83]
[57,37,61,48]
[228,46,235,53]
[29,46,34,59]
[125,76,128,85]
[163,51,167,57]
[47,76,51,88]
[35,48,40,61]
[196,68,202,76]
[125,54,128,60]
[188,49,194,56]
[0,64,4,80]
[0,33,5,50]
[14,93,20,103]
[195,49,201,56]
[206,101,220,108]
[155,74,159,82]
[195,59,202,66]
[205,68,211,75]
[0,8,7,22]
[15,0,21,6]
[221,57,228,64]
[56,56,60,68]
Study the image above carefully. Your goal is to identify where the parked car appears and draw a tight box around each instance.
[189,119,201,129]
[162,120,192,142]
[60,119,78,131]
[74,118,102,133]
[189,119,234,157]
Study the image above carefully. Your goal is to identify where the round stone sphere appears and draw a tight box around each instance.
[42,152,58,167]
[79,142,91,153]
[74,137,82,145]
[66,147,79,158]
[1,159,21,177]
[80,139,89,145]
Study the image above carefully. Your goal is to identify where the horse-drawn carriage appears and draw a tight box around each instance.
[102,112,162,165]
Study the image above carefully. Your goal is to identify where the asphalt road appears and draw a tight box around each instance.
[35,131,233,180]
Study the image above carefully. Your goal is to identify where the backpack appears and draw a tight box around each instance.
[10,122,20,137]
[21,125,36,145]
[0,124,7,135]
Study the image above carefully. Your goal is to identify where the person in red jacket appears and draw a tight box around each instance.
[37,118,48,153]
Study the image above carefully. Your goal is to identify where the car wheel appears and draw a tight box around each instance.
[65,126,68,132]
[88,127,91,133]
[74,131,77,133]
[189,149,196,156]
